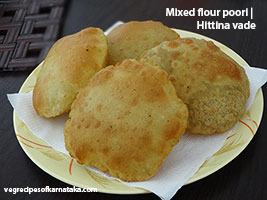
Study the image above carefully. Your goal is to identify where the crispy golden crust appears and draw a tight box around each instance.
[140,38,249,134]
[64,59,188,181]
[107,21,179,65]
[33,28,108,118]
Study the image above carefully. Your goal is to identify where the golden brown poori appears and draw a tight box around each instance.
[31,20,252,182]
[33,27,108,118]
[140,38,249,135]
[107,20,179,65]
[64,59,188,181]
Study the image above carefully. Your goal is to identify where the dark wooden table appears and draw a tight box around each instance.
[1,0,267,199]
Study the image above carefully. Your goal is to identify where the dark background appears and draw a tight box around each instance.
[1,0,267,199]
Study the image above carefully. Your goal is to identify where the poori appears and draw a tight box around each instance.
[33,27,108,118]
[64,59,188,181]
[140,38,249,134]
[107,20,179,65]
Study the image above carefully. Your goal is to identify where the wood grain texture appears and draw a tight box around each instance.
[1,0,267,199]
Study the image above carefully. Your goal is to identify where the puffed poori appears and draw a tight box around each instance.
[140,38,249,135]
[33,28,108,118]
[107,20,179,65]
[64,59,188,181]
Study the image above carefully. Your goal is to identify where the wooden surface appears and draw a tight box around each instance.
[0,0,66,71]
[1,0,267,199]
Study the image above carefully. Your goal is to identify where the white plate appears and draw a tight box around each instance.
[13,29,264,194]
